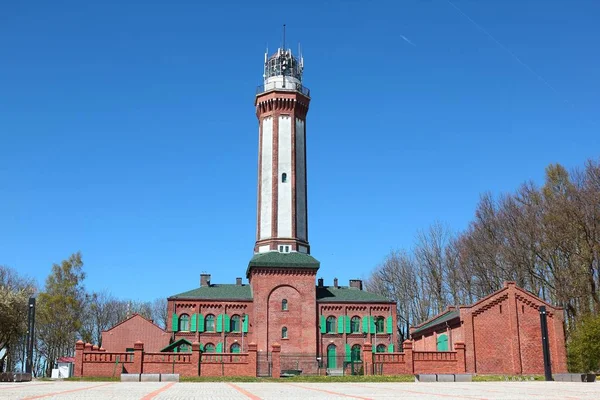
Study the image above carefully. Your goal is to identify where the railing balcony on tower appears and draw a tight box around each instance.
[256,81,310,97]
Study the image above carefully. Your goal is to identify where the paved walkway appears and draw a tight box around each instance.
[1,380,599,399]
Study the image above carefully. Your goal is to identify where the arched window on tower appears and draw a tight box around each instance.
[282,299,288,311]
[282,173,287,183]
[282,327,288,339]
[179,314,190,331]
[376,344,386,353]
[375,316,385,333]
[350,316,360,333]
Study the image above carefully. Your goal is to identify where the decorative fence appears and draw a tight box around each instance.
[74,340,467,378]
[366,341,466,375]
[74,340,257,377]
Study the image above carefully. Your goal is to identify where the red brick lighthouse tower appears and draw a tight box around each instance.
[248,44,320,355]
[254,46,311,254]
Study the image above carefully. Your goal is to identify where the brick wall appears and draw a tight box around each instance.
[366,340,466,375]
[74,340,257,377]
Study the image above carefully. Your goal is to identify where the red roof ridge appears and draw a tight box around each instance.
[101,313,167,334]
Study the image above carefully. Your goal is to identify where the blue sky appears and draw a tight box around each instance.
[1,0,598,301]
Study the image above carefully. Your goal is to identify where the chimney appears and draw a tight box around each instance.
[333,278,338,288]
[200,273,211,287]
[318,278,324,288]
[236,277,242,286]
[349,279,363,290]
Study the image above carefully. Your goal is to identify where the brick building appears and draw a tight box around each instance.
[410,281,567,374]
[101,314,170,353]
[162,45,396,371]
[77,43,567,378]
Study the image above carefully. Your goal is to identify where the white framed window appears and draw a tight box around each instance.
[278,245,291,253]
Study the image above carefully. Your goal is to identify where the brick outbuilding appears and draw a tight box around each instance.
[410,282,567,374]
[101,314,170,353]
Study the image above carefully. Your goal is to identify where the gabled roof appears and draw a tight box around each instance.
[168,284,253,301]
[102,313,166,334]
[246,252,320,277]
[411,309,460,337]
[160,338,192,352]
[316,286,393,303]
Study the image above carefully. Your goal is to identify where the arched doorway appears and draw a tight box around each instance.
[327,344,337,369]
[437,333,448,351]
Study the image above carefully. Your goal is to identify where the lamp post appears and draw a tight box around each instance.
[26,297,35,374]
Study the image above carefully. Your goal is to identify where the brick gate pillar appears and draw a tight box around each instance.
[191,342,201,376]
[132,341,144,374]
[271,343,281,378]
[454,342,466,373]
[74,340,84,377]
[248,343,258,377]
[362,342,372,375]
[402,340,414,375]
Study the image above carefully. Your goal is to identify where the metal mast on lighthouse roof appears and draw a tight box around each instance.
[258,27,309,97]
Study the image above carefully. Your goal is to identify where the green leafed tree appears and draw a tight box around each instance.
[36,252,86,377]
[567,314,600,373]
[0,266,36,372]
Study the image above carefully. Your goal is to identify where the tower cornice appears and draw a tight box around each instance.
[255,91,310,118]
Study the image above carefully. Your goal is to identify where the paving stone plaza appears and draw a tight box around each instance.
[2,381,600,400]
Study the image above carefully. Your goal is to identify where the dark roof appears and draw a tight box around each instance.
[161,338,192,352]
[411,310,460,336]
[168,284,253,301]
[246,252,320,277]
[316,286,392,303]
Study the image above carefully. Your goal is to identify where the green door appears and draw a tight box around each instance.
[436,334,448,351]
[327,344,337,369]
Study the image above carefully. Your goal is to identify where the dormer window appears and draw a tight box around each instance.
[278,245,290,253]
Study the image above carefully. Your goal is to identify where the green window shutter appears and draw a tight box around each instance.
[191,314,197,332]
[386,316,393,334]
[320,315,326,334]
[216,342,222,353]
[224,315,231,333]
[345,344,351,362]
[243,316,249,333]
[172,313,178,332]
[338,316,344,333]
[370,316,376,334]
[216,314,223,332]
[362,316,369,333]
[199,343,204,351]
[372,344,376,353]
[345,316,351,333]
[198,313,204,332]
[388,343,394,353]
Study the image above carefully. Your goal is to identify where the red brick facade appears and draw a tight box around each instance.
[101,314,170,353]
[411,282,568,374]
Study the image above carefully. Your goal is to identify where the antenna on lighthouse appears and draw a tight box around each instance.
[282,24,286,51]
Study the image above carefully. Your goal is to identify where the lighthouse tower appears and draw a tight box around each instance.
[254,47,311,254]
